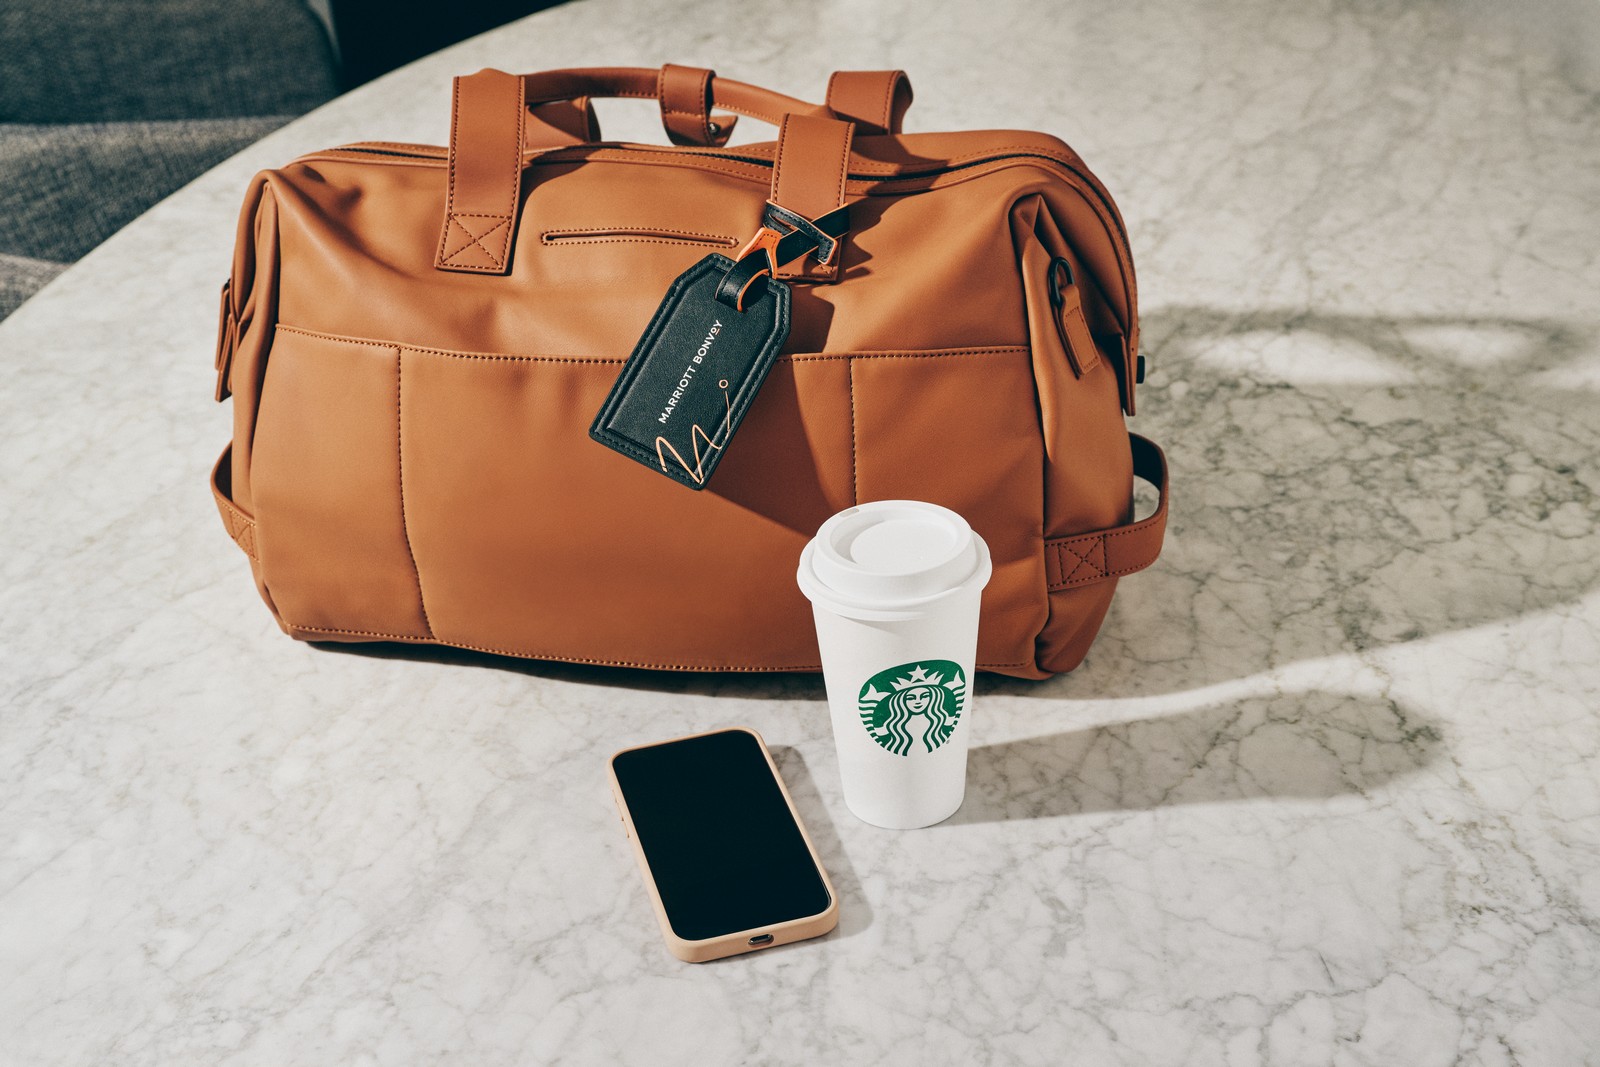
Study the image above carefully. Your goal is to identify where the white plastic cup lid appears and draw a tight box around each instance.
[797,500,992,615]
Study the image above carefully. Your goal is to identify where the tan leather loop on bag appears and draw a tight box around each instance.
[658,64,737,146]
[825,70,913,134]
[211,446,258,562]
[435,69,525,274]
[770,113,854,281]
[524,97,600,149]
[517,66,832,126]
[1044,435,1168,590]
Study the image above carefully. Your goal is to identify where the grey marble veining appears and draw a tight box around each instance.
[2,0,1598,1064]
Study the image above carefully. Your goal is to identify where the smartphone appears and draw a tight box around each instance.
[608,727,839,963]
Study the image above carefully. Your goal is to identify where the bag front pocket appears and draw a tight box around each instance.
[248,324,1047,671]
[845,347,1049,672]
[249,327,431,640]
[394,338,856,668]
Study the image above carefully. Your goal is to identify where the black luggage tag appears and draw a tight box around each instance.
[590,202,849,490]
[589,255,789,489]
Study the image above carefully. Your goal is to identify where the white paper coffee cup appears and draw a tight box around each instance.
[797,501,992,829]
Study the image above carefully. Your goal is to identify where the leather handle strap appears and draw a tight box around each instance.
[435,69,525,274]
[518,66,832,125]
[524,97,601,149]
[1044,434,1169,590]
[770,113,854,281]
[211,445,259,562]
[657,63,737,147]
[825,70,913,134]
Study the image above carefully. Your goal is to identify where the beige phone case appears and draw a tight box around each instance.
[608,727,840,963]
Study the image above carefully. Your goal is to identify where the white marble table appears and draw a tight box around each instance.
[4,1,1599,1063]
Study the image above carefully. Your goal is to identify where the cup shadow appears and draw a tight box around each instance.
[949,687,1443,825]
[767,745,873,942]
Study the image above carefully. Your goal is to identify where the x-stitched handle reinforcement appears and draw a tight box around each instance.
[1043,434,1169,591]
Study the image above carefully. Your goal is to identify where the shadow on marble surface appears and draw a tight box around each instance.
[319,641,830,700]
[766,746,873,942]
[950,687,1443,824]
[989,306,1600,700]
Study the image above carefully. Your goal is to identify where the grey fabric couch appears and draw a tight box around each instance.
[0,0,341,319]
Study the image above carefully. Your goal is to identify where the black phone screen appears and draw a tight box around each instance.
[611,729,832,942]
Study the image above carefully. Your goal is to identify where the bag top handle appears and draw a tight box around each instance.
[518,66,914,139]
[518,66,832,125]
[435,66,865,276]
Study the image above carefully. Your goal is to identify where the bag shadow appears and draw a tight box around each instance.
[314,640,828,701]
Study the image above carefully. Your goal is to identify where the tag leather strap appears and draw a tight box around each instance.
[1044,434,1169,590]
[714,202,850,309]
[769,112,854,281]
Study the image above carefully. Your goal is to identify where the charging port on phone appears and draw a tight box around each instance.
[748,934,774,946]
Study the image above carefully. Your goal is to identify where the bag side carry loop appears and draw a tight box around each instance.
[1043,435,1169,590]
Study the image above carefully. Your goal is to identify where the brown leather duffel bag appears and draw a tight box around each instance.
[209,65,1168,679]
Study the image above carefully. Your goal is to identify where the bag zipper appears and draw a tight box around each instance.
[541,226,738,247]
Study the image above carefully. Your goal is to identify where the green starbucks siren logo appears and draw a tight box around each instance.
[857,660,967,756]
